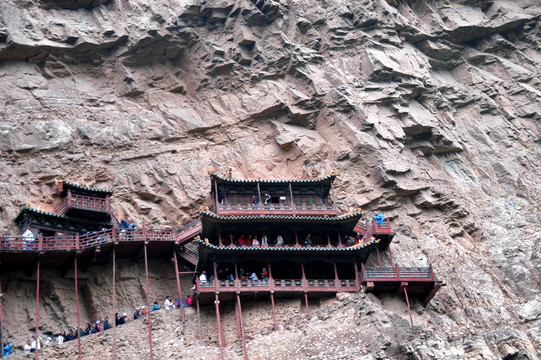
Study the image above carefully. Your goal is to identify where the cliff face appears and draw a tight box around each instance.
[0,0,540,358]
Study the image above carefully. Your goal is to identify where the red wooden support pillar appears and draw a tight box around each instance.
[196,294,202,342]
[257,182,263,214]
[173,250,185,323]
[268,262,277,331]
[236,294,248,360]
[327,232,331,248]
[334,261,340,288]
[403,285,414,329]
[218,225,223,247]
[213,260,219,292]
[214,179,220,214]
[143,244,154,360]
[354,260,360,290]
[301,262,309,313]
[376,246,382,267]
[337,232,343,248]
[395,264,400,279]
[289,182,296,215]
[234,262,240,292]
[234,293,242,338]
[388,243,394,267]
[294,231,299,248]
[75,233,81,359]
[34,259,40,360]
[215,294,225,360]
[112,246,117,360]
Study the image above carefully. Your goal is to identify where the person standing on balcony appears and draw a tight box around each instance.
[238,234,245,246]
[276,234,284,246]
[305,233,312,246]
[199,271,208,284]
[261,234,268,247]
[373,211,383,224]
[245,235,253,246]
[265,193,271,204]
[22,227,35,250]
[252,236,260,246]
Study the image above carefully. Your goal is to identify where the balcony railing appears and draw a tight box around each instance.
[217,203,336,215]
[0,227,178,253]
[54,191,110,215]
[196,277,360,292]
[362,265,435,282]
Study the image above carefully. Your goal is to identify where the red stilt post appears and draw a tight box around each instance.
[334,261,340,289]
[215,294,225,360]
[112,246,117,360]
[75,233,81,359]
[236,294,248,360]
[144,244,154,360]
[388,244,394,267]
[173,250,185,323]
[376,246,382,267]
[301,262,309,313]
[268,262,277,331]
[35,260,40,360]
[235,293,242,338]
[354,260,360,290]
[403,286,414,329]
[196,295,202,342]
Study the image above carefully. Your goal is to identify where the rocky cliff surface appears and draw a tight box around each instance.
[0,0,540,358]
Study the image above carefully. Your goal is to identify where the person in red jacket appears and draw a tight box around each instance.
[238,234,245,245]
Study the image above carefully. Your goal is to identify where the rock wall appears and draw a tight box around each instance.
[0,0,540,358]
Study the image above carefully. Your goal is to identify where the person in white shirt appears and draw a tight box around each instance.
[57,330,66,345]
[261,234,268,247]
[31,334,42,351]
[164,296,174,310]
[22,228,35,250]
[199,271,207,284]
[24,340,32,354]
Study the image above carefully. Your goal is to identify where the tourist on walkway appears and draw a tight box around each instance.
[24,340,32,354]
[134,308,141,320]
[187,295,193,307]
[261,268,268,279]
[373,211,383,224]
[305,233,312,246]
[141,306,147,316]
[56,330,66,344]
[152,302,159,311]
[22,227,35,250]
[103,317,112,330]
[238,234,245,245]
[164,296,175,310]
[261,234,268,247]
[276,234,284,246]
[31,334,43,351]
[265,193,271,204]
[66,329,75,341]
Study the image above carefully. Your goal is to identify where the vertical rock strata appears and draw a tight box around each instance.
[0,0,540,358]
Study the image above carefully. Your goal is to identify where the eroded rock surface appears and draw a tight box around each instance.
[0,0,540,358]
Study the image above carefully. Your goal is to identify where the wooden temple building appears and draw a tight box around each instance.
[0,174,444,360]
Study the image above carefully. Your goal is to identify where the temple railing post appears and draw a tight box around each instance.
[334,261,340,288]
[257,182,263,214]
[327,232,331,248]
[396,264,400,279]
[234,262,240,292]
[38,233,43,253]
[294,231,299,248]
[289,182,296,215]
[214,259,218,292]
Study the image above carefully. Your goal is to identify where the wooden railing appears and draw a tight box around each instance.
[54,191,110,215]
[0,227,179,253]
[217,203,336,214]
[362,264,435,282]
[196,277,359,292]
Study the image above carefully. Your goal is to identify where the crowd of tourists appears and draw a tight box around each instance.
[19,295,192,355]
[198,266,269,284]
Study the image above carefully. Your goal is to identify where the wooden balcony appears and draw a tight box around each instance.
[0,221,201,271]
[217,203,337,216]
[54,191,110,217]
[196,277,360,295]
[361,264,443,305]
